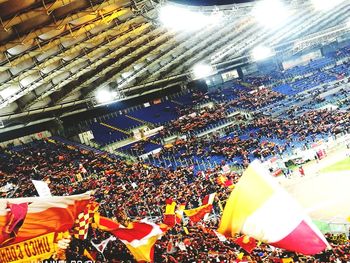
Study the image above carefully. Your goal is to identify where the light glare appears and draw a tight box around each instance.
[193,63,214,79]
[252,46,274,61]
[311,0,344,11]
[96,89,113,104]
[252,0,289,28]
[159,5,222,31]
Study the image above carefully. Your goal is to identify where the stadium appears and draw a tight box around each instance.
[0,0,350,262]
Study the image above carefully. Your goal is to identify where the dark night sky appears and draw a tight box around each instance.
[171,0,256,6]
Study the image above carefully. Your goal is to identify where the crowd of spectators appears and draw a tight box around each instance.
[252,110,350,141]
[157,88,285,140]
[161,104,227,136]
[1,113,350,262]
[227,89,285,110]
[1,53,350,261]
[142,108,350,171]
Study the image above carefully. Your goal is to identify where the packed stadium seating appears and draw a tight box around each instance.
[86,44,350,153]
[2,37,350,263]
[1,87,350,262]
[1,114,350,261]
[3,1,350,261]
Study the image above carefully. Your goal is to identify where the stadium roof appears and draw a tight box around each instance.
[0,0,349,128]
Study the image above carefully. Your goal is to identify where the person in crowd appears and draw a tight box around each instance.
[299,166,305,177]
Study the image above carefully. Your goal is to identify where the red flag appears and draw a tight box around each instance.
[224,179,234,187]
[202,193,216,205]
[163,214,177,227]
[93,214,120,231]
[234,235,257,253]
[0,203,28,245]
[184,204,213,223]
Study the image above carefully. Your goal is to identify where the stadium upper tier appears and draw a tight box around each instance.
[84,44,350,148]
[247,45,350,93]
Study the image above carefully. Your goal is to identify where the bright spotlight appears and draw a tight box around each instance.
[96,89,113,104]
[251,46,274,61]
[311,0,344,11]
[252,0,289,28]
[159,5,222,31]
[193,63,215,79]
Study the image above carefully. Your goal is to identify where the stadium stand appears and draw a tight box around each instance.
[2,1,350,262]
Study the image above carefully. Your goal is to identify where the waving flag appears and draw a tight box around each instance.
[0,203,28,245]
[0,192,91,244]
[72,202,99,240]
[163,198,177,227]
[110,220,166,262]
[202,193,216,205]
[93,213,120,231]
[202,193,216,220]
[175,203,186,224]
[234,235,257,253]
[218,160,329,255]
[184,204,213,223]
[94,216,166,262]
[164,199,176,214]
[91,236,116,254]
[83,249,97,261]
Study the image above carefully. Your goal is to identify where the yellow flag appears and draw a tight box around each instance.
[183,226,189,235]
[237,252,244,260]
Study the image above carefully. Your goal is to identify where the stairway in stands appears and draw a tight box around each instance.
[125,114,151,126]
[100,122,131,135]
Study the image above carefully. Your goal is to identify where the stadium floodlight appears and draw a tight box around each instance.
[252,0,289,28]
[311,0,344,11]
[192,63,215,79]
[159,5,222,31]
[96,89,113,104]
[251,46,274,61]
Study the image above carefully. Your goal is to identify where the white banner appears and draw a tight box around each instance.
[32,180,52,197]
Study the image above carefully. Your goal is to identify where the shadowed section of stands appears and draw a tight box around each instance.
[117,133,163,156]
[273,72,337,95]
[118,140,161,156]
[91,122,130,145]
[103,115,143,131]
[128,101,180,125]
[124,114,148,125]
